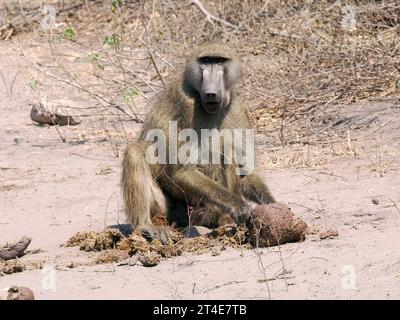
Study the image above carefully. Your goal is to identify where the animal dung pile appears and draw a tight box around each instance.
[65,229,124,252]
[138,252,161,267]
[95,249,130,264]
[0,259,43,276]
[65,205,308,266]
[0,259,27,275]
[65,225,249,266]
[248,203,307,247]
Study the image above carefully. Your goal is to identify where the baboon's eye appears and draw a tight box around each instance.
[199,56,228,64]
[214,57,228,64]
[199,57,212,64]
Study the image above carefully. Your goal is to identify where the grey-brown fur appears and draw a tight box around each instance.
[122,43,275,240]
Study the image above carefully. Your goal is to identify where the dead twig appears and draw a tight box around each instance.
[190,0,239,30]
[0,236,32,261]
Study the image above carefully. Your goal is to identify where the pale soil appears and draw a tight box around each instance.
[1,37,400,300]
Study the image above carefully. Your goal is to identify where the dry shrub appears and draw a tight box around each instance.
[2,1,398,146]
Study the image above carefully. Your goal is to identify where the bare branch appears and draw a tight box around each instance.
[190,0,239,30]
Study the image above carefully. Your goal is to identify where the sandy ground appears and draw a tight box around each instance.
[1,37,400,300]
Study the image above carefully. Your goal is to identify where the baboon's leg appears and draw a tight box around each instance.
[164,168,250,225]
[239,173,276,204]
[122,142,167,228]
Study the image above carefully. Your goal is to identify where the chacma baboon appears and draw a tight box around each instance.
[122,43,275,242]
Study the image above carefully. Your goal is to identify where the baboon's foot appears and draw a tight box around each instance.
[138,225,171,245]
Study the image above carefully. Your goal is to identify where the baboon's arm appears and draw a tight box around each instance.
[240,173,276,204]
[166,167,250,223]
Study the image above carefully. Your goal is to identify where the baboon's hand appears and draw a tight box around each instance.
[138,225,171,245]
[227,201,251,225]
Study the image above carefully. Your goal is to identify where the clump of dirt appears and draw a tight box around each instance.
[248,204,307,247]
[65,229,124,252]
[95,249,130,264]
[209,225,247,243]
[117,230,152,254]
[7,286,35,300]
[150,239,181,258]
[0,259,43,276]
[0,236,43,276]
[319,229,339,240]
[0,259,26,275]
[138,252,161,267]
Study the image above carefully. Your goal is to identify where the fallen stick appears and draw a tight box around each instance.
[0,236,32,260]
[30,103,81,126]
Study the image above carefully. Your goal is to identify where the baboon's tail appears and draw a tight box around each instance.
[122,142,166,227]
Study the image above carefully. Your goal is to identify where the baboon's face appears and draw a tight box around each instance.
[185,55,241,114]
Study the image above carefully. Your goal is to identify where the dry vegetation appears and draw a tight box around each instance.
[1,0,399,147]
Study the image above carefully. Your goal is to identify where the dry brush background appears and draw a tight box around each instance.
[1,0,399,147]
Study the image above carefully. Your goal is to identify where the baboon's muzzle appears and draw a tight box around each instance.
[201,65,225,113]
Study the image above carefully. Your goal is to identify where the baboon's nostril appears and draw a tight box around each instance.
[205,93,218,102]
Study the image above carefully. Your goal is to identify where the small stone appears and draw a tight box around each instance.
[211,250,220,256]
[183,226,212,238]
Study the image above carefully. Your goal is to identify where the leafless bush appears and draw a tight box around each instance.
[2,0,399,145]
